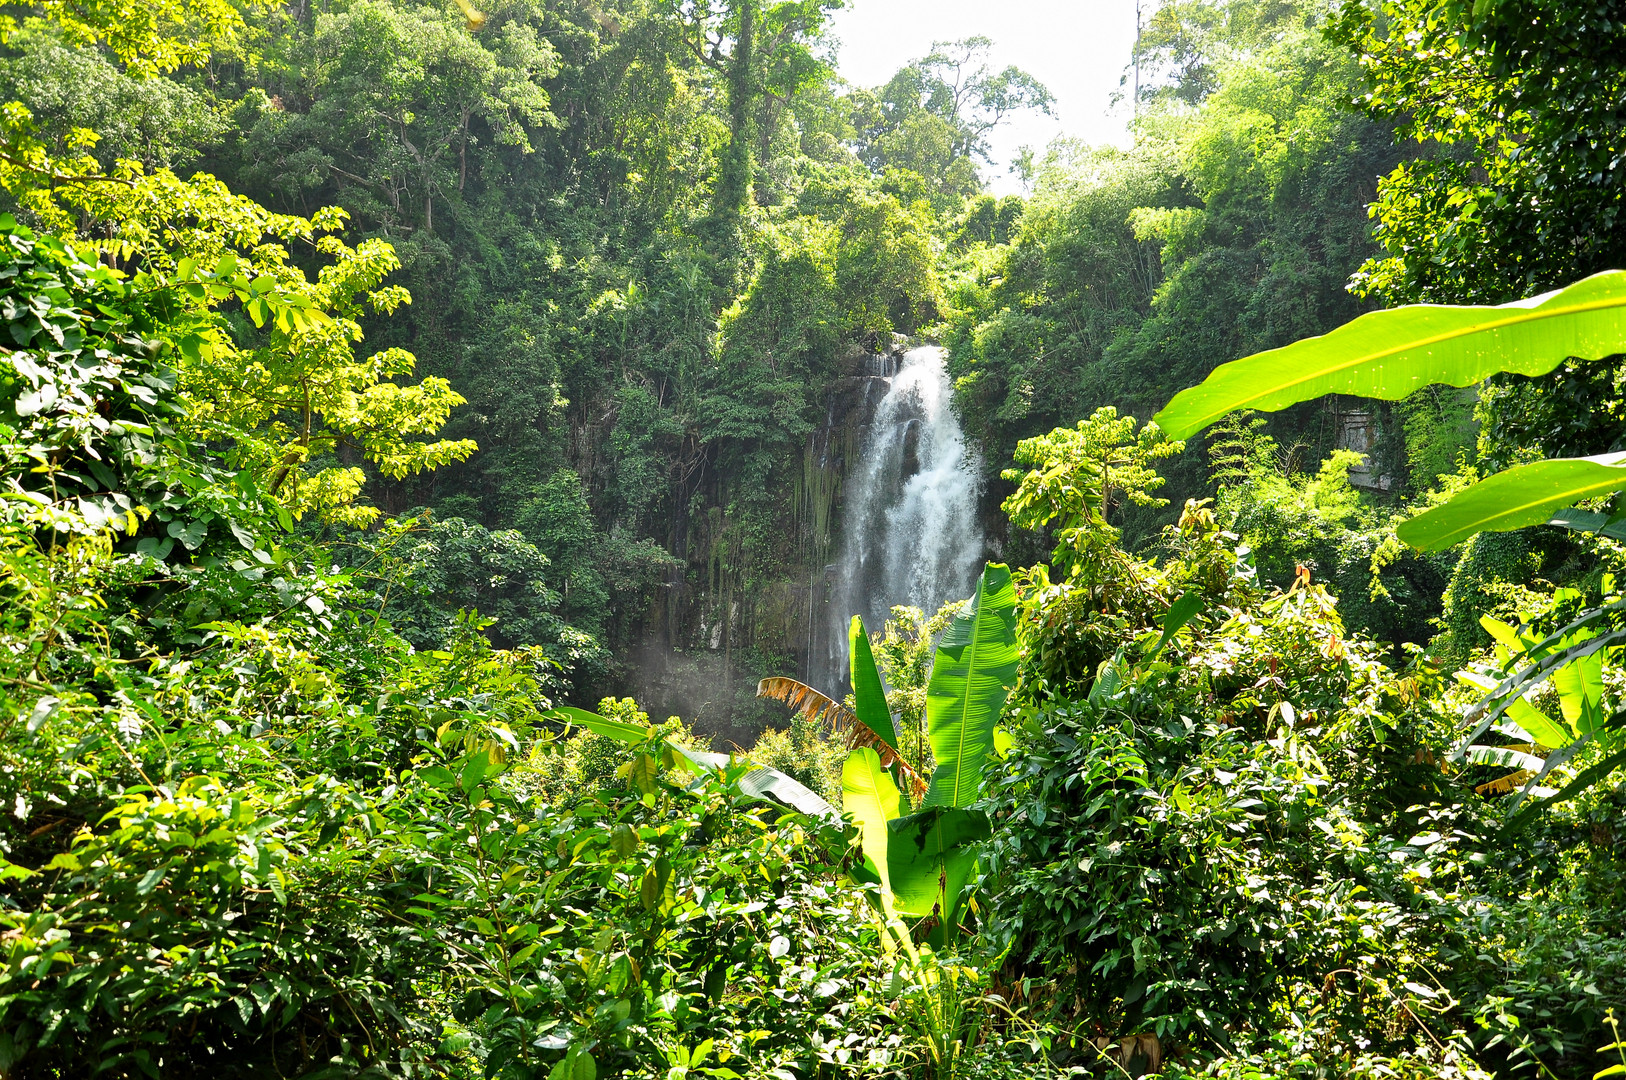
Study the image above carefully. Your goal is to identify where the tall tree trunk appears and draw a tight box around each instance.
[709,0,756,243]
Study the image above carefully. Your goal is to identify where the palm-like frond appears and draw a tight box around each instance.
[756,676,927,799]
[757,676,855,728]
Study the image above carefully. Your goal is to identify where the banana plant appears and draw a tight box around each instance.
[1154,269,1626,552]
[1452,595,1626,819]
[847,564,1017,945]
[1153,269,1626,818]
[757,613,925,796]
[753,564,1018,940]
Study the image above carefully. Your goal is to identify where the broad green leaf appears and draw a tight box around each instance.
[1396,453,1626,551]
[921,563,1019,809]
[459,749,491,794]
[547,706,649,744]
[1479,616,1536,656]
[736,766,839,821]
[1552,649,1604,733]
[886,806,990,935]
[850,615,898,750]
[1154,270,1626,441]
[842,748,901,901]
[1549,508,1626,541]
[1454,670,1572,749]
[1149,590,1203,658]
[621,753,659,795]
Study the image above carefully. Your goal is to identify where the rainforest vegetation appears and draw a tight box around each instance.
[3,0,1626,1076]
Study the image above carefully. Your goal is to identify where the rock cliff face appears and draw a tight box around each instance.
[625,340,911,747]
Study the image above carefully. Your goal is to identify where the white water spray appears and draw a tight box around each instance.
[822,346,984,687]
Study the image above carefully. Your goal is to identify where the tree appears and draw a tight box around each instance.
[1330,0,1626,306]
[667,0,842,238]
[240,0,555,236]
[852,36,1052,201]
[1328,0,1626,482]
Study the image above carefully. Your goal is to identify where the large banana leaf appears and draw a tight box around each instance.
[735,767,841,821]
[1153,270,1626,441]
[887,806,990,940]
[1455,670,1572,749]
[1549,508,1626,541]
[850,615,898,750]
[842,748,902,902]
[1396,453,1626,551]
[921,563,1019,810]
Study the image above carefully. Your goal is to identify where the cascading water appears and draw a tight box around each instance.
[821,345,985,688]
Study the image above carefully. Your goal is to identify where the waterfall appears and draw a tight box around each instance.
[821,345,985,689]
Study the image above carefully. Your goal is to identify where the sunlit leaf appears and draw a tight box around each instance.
[1398,453,1626,551]
[921,563,1019,809]
[1154,270,1626,441]
[850,615,898,750]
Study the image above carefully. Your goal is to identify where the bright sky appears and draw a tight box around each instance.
[828,0,1141,195]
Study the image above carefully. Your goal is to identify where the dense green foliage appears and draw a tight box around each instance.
[3,0,1626,1077]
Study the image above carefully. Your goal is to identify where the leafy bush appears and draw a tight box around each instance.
[751,712,846,803]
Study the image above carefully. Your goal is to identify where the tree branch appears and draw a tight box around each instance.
[0,151,136,188]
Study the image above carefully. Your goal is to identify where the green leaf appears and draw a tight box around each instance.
[842,747,902,905]
[1552,649,1604,733]
[1480,616,1536,655]
[921,563,1019,809]
[228,519,257,550]
[439,1031,477,1054]
[736,766,839,821]
[1154,270,1626,441]
[548,706,648,744]
[1550,507,1626,541]
[167,518,208,551]
[418,764,456,789]
[1398,453,1626,550]
[1149,590,1203,658]
[850,615,898,750]
[1459,671,1572,749]
[622,753,659,795]
[458,750,491,795]
[886,806,990,934]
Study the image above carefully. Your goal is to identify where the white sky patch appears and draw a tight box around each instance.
[828,0,1141,195]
